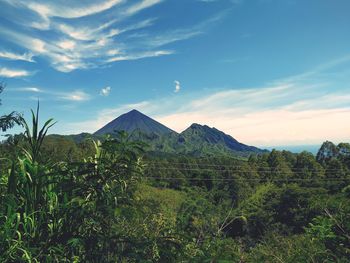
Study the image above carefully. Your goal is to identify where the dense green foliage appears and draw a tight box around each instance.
[0,83,22,132]
[1,107,350,262]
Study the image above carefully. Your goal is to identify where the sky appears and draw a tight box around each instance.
[0,0,350,147]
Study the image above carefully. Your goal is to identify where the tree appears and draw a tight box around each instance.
[324,158,348,192]
[294,151,325,186]
[0,82,22,132]
[267,150,293,181]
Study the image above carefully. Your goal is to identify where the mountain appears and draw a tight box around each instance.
[72,110,267,157]
[178,123,264,156]
[90,110,267,157]
[94,109,176,136]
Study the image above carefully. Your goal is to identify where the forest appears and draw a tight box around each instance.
[1,103,350,262]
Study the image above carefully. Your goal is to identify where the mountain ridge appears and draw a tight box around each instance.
[91,109,266,157]
[180,123,262,153]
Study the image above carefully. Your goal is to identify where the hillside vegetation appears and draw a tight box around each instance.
[0,107,350,262]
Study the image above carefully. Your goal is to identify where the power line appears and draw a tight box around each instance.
[143,167,348,174]
[144,162,347,172]
[141,176,350,182]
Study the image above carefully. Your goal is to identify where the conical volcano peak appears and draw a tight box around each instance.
[94,109,176,136]
[120,109,149,120]
[127,109,143,115]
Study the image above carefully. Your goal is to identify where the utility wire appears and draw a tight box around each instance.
[143,167,348,174]
[141,176,350,181]
[144,161,347,170]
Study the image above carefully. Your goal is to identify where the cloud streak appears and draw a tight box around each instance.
[0,50,35,62]
[30,0,122,19]
[106,50,174,63]
[15,87,43,92]
[125,0,163,16]
[9,86,91,102]
[58,91,91,101]
[0,67,32,78]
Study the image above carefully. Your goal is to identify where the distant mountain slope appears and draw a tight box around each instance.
[177,123,265,156]
[94,109,176,136]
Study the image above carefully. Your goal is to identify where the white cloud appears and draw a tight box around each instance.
[56,20,117,41]
[17,87,43,92]
[57,23,96,41]
[10,86,93,102]
[6,86,43,93]
[57,40,76,50]
[0,29,86,72]
[0,20,177,72]
[58,91,91,101]
[0,50,35,62]
[125,0,163,16]
[31,39,47,53]
[174,80,181,93]
[100,86,111,96]
[144,30,202,48]
[106,50,174,63]
[25,0,123,20]
[0,67,32,78]
[106,49,120,56]
[0,0,217,72]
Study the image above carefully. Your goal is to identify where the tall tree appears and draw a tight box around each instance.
[0,82,22,132]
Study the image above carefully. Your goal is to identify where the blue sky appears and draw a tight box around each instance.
[1,0,350,147]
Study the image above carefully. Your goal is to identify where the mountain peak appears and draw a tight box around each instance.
[182,123,264,154]
[189,123,212,129]
[127,109,142,114]
[94,110,176,136]
[189,123,202,129]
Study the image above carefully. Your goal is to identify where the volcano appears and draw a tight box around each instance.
[94,109,176,136]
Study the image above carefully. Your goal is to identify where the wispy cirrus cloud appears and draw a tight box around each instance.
[106,50,174,63]
[0,50,35,62]
[0,67,33,78]
[5,0,123,30]
[0,0,226,72]
[28,0,123,19]
[14,87,43,92]
[124,0,163,16]
[9,86,91,102]
[54,15,155,43]
[136,30,202,48]
[58,91,91,102]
